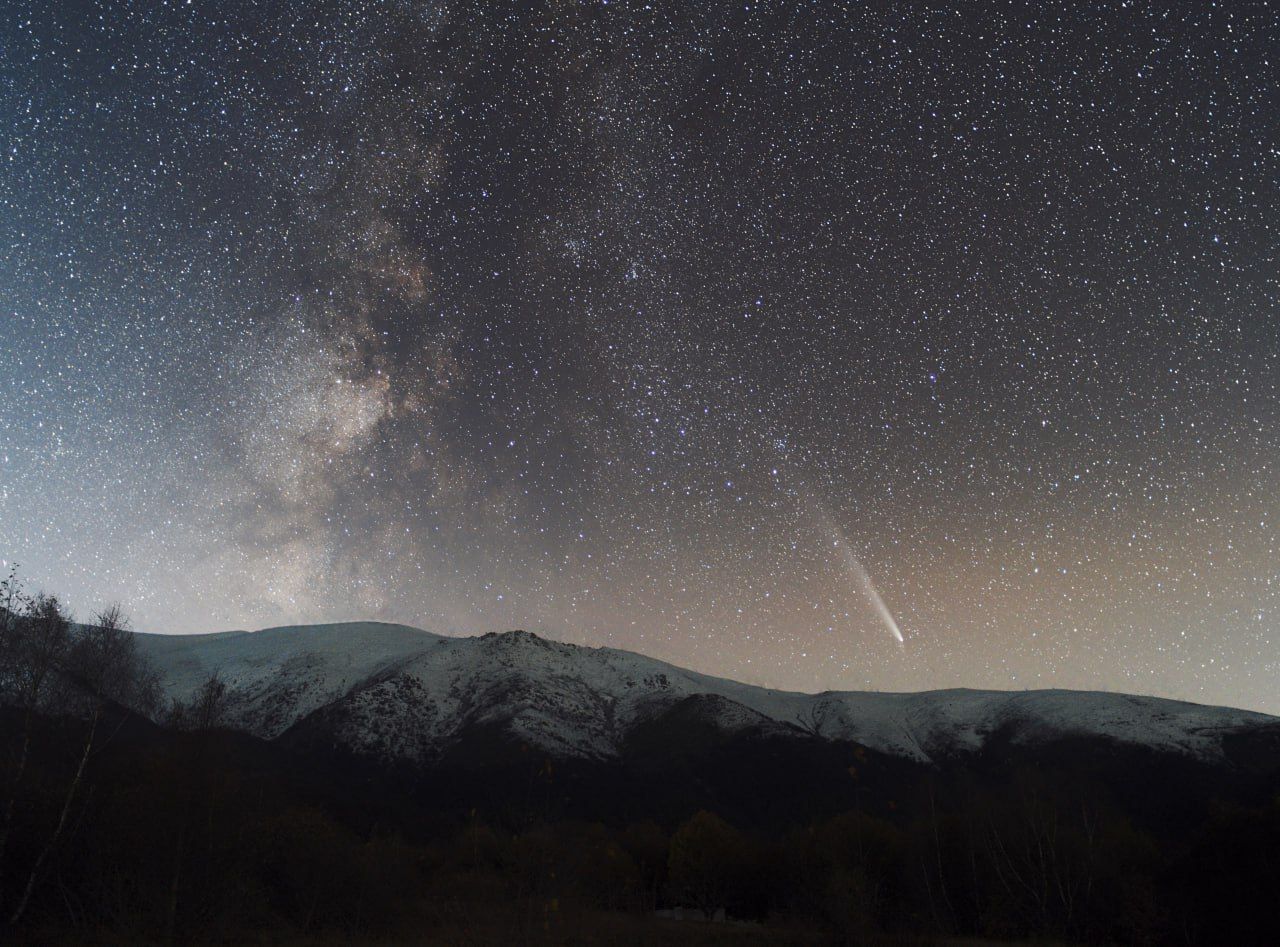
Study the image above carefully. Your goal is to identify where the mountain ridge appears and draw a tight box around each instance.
[133,622,1277,768]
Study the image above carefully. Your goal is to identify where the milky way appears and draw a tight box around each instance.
[1,1,1277,712]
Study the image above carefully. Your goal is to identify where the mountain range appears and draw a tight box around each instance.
[135,622,1277,775]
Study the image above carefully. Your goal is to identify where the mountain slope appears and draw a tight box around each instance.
[135,623,1276,765]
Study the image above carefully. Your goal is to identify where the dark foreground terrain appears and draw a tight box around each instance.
[2,701,1278,946]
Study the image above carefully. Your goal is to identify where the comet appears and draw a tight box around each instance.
[813,507,905,646]
[759,437,905,647]
[834,537,905,645]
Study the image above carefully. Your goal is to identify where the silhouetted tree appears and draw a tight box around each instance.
[0,565,31,893]
[0,591,71,916]
[167,670,229,732]
[9,604,159,924]
[668,810,744,919]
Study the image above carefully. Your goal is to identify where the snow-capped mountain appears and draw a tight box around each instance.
[134,622,1276,766]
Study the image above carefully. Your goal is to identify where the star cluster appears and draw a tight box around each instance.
[2,0,1277,712]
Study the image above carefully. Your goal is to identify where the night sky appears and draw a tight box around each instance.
[2,1,1278,713]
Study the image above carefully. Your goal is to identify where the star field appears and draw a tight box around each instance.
[2,0,1278,712]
